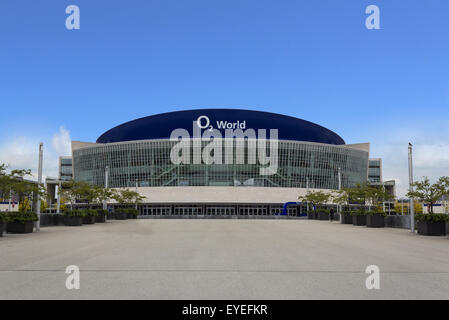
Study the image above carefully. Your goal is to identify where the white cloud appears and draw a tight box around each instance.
[371,127,449,198]
[0,126,72,181]
[52,126,72,155]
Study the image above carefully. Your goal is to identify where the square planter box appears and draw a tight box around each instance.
[64,216,83,226]
[82,216,96,224]
[52,214,65,226]
[115,212,128,220]
[366,214,385,228]
[341,214,353,224]
[95,213,106,223]
[417,221,446,236]
[127,213,137,219]
[7,221,34,234]
[352,215,366,226]
[317,212,329,220]
[307,212,315,220]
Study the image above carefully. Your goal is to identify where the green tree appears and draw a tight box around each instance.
[406,176,449,214]
[59,181,97,209]
[111,188,145,208]
[299,190,331,210]
[7,168,46,212]
[93,185,114,206]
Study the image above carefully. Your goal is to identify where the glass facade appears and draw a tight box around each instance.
[368,159,381,183]
[59,157,73,181]
[73,139,368,190]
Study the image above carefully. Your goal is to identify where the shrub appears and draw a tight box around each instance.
[116,208,139,216]
[127,208,139,216]
[0,212,10,223]
[63,210,86,217]
[96,209,109,216]
[351,209,366,216]
[415,213,449,223]
[7,211,38,224]
[84,209,98,217]
[367,208,387,216]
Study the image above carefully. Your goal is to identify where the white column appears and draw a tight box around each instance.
[36,143,44,231]
[103,166,109,210]
[57,180,61,214]
[408,143,415,232]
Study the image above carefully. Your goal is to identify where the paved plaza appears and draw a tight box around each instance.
[1,219,448,299]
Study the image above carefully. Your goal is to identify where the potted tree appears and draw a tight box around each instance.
[93,185,113,222]
[95,209,109,223]
[407,176,449,236]
[111,189,145,220]
[332,188,353,224]
[6,211,38,234]
[0,211,9,237]
[365,186,390,228]
[63,209,85,226]
[299,192,314,219]
[82,209,97,224]
[352,208,367,226]
[299,191,331,220]
[366,207,386,228]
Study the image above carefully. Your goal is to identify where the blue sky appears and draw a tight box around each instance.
[0,0,448,195]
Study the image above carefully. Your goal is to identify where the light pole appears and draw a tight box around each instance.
[8,189,12,212]
[408,143,415,233]
[135,180,138,210]
[337,167,342,221]
[36,143,43,231]
[306,177,309,214]
[56,180,62,214]
[103,166,109,210]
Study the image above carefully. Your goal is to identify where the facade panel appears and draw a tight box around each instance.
[73,139,368,190]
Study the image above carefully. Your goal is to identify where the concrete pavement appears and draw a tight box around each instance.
[1,219,448,299]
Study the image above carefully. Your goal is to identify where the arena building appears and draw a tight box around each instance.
[72,109,370,217]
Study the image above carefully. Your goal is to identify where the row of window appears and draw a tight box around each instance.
[73,140,368,189]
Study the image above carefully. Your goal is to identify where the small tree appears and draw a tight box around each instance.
[59,181,97,209]
[364,185,393,212]
[8,168,46,212]
[406,176,449,214]
[93,185,114,207]
[111,188,145,208]
[299,190,331,210]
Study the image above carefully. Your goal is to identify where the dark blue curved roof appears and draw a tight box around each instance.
[96,109,345,145]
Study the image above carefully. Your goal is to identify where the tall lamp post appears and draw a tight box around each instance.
[103,166,109,210]
[408,143,415,233]
[57,180,62,214]
[338,167,342,222]
[36,143,43,231]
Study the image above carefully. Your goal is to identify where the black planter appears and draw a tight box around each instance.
[115,212,128,220]
[317,212,329,220]
[417,221,446,236]
[82,216,96,224]
[352,215,366,226]
[95,213,106,223]
[127,213,137,219]
[6,221,34,234]
[64,216,83,226]
[307,212,315,219]
[0,223,3,237]
[341,214,353,224]
[52,214,65,226]
[366,214,385,228]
